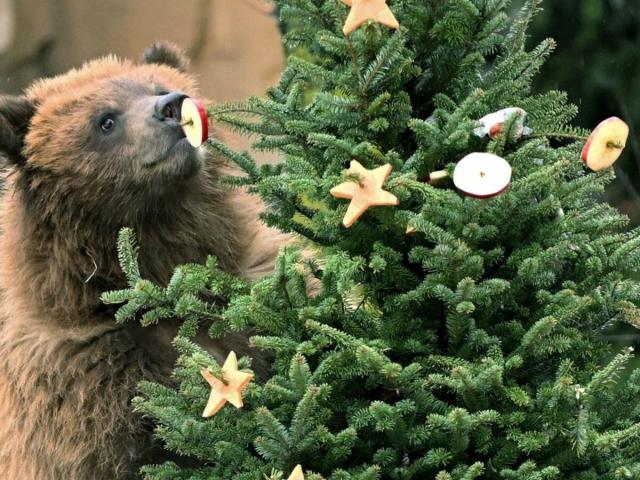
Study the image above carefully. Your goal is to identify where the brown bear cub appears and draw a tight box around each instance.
[0,42,288,479]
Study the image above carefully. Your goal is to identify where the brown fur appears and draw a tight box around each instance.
[0,44,289,478]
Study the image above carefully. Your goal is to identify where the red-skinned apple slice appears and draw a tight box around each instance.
[581,117,629,171]
[474,107,529,139]
[453,153,512,199]
[181,98,208,147]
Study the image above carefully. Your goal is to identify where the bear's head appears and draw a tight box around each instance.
[0,42,214,227]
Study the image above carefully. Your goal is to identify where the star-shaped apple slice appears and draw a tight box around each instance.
[181,97,209,147]
[288,465,305,480]
[581,116,629,171]
[330,160,399,227]
[453,153,512,199]
[340,0,399,36]
[200,351,253,417]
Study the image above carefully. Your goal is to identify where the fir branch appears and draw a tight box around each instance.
[117,227,141,287]
[206,137,260,181]
[360,31,406,95]
[506,0,543,53]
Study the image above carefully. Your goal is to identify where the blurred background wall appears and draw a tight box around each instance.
[0,0,284,164]
[0,0,638,216]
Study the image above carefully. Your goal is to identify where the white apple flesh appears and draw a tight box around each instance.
[474,107,530,139]
[581,117,629,171]
[453,153,512,199]
[180,98,208,148]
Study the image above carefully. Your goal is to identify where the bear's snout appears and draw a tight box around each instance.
[153,91,188,123]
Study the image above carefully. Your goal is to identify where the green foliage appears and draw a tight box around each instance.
[102,0,640,478]
[524,0,640,211]
[101,228,248,335]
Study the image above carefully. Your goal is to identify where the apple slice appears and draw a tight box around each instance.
[428,170,449,183]
[453,152,512,199]
[180,98,208,147]
[581,117,629,171]
[474,107,531,139]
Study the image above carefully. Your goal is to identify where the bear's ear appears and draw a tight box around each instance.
[141,41,190,72]
[0,95,35,166]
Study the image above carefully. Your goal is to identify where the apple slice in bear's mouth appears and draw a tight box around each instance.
[180,98,208,148]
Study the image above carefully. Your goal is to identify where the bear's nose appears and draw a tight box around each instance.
[153,91,188,121]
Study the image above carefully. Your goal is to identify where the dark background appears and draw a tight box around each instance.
[525,0,640,223]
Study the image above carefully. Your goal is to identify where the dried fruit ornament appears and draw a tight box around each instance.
[330,160,399,227]
[200,351,253,417]
[581,117,629,171]
[453,153,512,199]
[340,0,399,36]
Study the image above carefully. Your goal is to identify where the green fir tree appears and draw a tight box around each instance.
[102,0,640,478]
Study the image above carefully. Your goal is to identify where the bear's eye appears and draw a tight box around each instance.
[100,115,116,133]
